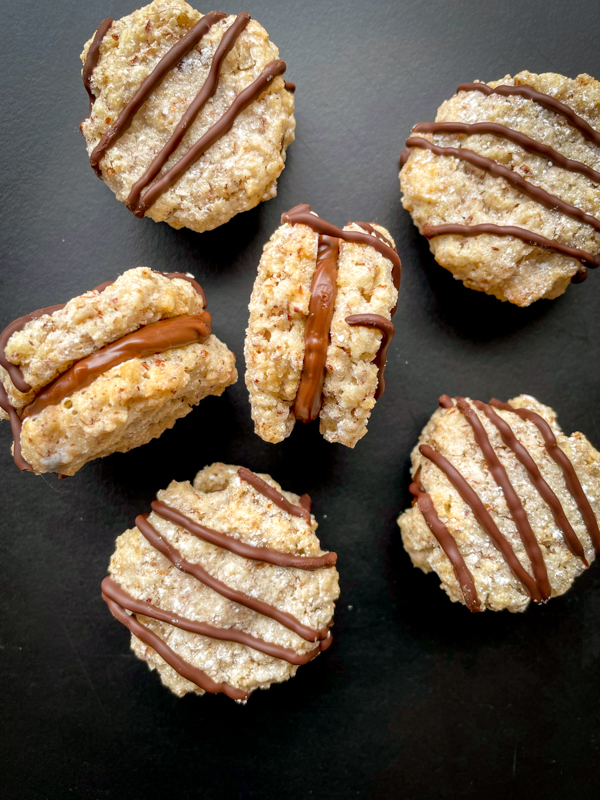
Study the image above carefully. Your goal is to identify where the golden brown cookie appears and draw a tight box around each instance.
[80,1,295,232]
[400,71,600,305]
[103,463,339,701]
[244,204,400,447]
[398,394,600,612]
[0,268,236,475]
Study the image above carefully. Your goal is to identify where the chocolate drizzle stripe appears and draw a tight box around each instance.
[129,59,286,216]
[89,11,227,175]
[238,467,312,522]
[422,223,600,270]
[475,401,588,564]
[284,81,296,93]
[0,382,30,471]
[409,478,481,612]
[438,394,455,409]
[412,122,600,184]
[125,12,251,207]
[457,82,600,148]
[136,513,327,642]
[455,398,551,600]
[82,18,113,116]
[294,235,340,423]
[419,444,542,600]
[101,577,325,666]
[103,593,249,700]
[281,205,401,297]
[22,313,212,420]
[490,399,600,556]
[299,494,312,512]
[405,137,600,234]
[151,499,337,569]
[345,314,395,400]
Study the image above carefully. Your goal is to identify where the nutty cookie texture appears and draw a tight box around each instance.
[0,268,237,476]
[103,463,339,701]
[400,71,600,305]
[397,395,600,612]
[80,1,295,232]
[244,204,400,448]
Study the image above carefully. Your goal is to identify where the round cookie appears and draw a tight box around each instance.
[102,463,339,701]
[80,1,295,232]
[0,268,237,475]
[400,71,600,305]
[398,395,600,612]
[244,204,400,448]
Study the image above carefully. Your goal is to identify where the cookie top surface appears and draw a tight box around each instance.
[398,394,600,612]
[244,207,399,448]
[80,1,295,232]
[105,463,339,700]
[400,71,600,305]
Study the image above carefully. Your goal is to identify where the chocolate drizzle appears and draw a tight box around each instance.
[409,473,481,612]
[89,12,227,174]
[151,499,336,569]
[102,577,327,666]
[402,82,600,282]
[22,313,212,420]
[412,121,600,184]
[405,137,600,234]
[345,314,395,400]
[135,513,331,642]
[82,18,113,116]
[0,272,207,471]
[422,223,599,270]
[284,81,296,93]
[84,11,288,216]
[490,399,600,556]
[415,396,599,608]
[294,235,339,423]
[238,467,311,522]
[457,82,600,148]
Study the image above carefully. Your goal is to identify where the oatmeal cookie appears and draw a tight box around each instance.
[400,71,600,305]
[397,395,600,612]
[0,268,237,475]
[244,204,400,447]
[80,1,295,232]
[102,463,339,700]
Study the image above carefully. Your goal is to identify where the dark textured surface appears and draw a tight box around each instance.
[1,0,600,797]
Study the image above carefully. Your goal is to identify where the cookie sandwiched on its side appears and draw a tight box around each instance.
[398,394,600,612]
[244,204,400,448]
[80,1,295,232]
[102,463,339,701]
[0,268,237,475]
[400,71,600,305]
